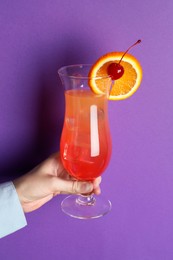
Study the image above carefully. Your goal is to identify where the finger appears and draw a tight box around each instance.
[92,177,102,195]
[71,180,94,194]
[93,177,102,189]
[52,177,94,194]
[93,186,101,195]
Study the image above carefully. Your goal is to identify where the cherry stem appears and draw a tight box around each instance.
[118,39,141,65]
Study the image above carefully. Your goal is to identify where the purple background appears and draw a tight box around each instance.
[0,0,173,259]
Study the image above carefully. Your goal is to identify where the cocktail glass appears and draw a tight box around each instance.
[58,64,112,219]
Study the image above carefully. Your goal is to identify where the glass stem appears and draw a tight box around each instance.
[76,194,96,206]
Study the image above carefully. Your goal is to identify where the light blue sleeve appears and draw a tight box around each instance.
[0,181,27,238]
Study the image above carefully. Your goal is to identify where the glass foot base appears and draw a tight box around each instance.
[61,195,112,219]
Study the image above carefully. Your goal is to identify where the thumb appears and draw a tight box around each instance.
[52,177,94,194]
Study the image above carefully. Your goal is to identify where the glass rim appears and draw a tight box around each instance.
[58,64,111,80]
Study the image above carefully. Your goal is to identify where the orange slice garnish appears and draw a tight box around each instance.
[89,52,142,100]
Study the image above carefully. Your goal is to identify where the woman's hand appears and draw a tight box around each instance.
[13,153,101,213]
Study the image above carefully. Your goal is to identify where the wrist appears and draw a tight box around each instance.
[13,178,25,209]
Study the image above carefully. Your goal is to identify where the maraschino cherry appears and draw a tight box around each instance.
[107,39,141,80]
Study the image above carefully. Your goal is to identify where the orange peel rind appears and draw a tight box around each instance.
[89,52,142,100]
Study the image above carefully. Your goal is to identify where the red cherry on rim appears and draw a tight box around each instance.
[107,63,124,80]
[107,39,141,81]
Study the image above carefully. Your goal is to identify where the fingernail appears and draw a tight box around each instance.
[81,182,93,193]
